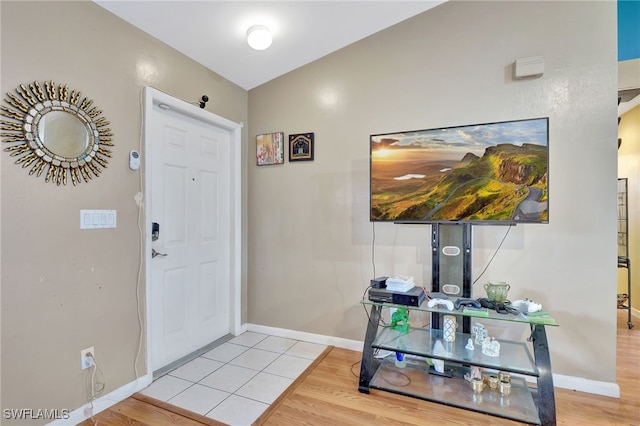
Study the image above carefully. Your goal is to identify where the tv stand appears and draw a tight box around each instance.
[358,299,558,425]
[359,222,557,424]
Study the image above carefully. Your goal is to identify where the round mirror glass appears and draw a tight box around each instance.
[38,111,90,158]
[2,80,113,186]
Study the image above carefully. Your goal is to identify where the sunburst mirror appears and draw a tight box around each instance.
[1,80,113,185]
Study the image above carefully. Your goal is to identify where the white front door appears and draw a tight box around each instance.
[146,91,235,372]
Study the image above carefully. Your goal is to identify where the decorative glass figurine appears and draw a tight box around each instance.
[472,323,488,345]
[432,339,446,373]
[464,365,483,382]
[482,337,501,357]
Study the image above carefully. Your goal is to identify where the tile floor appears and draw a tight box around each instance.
[140,331,327,426]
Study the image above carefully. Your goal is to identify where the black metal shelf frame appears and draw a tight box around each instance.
[358,223,557,425]
[617,178,633,329]
[358,302,557,425]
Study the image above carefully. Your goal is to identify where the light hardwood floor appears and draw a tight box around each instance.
[82,311,639,425]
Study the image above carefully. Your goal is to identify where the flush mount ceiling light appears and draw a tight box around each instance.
[247,25,272,50]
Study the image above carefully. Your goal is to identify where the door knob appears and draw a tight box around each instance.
[152,248,168,258]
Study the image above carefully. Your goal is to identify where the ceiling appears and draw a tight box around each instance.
[93,1,445,90]
[95,1,638,115]
[619,63,640,116]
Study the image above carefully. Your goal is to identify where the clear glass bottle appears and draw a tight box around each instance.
[395,347,406,368]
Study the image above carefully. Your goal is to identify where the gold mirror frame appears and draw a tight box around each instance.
[1,80,113,185]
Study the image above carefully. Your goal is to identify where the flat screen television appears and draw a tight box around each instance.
[370,117,549,224]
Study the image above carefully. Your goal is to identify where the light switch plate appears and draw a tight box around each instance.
[80,210,117,229]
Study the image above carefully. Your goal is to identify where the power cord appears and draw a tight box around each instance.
[360,284,390,327]
[134,88,146,379]
[350,348,383,378]
[361,285,373,321]
[371,222,376,278]
[350,359,361,378]
[472,224,513,286]
[380,368,412,387]
[85,353,106,426]
[366,221,391,326]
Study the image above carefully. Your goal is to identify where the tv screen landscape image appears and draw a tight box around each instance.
[370,117,549,223]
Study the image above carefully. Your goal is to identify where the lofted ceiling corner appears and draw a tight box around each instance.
[93,1,446,90]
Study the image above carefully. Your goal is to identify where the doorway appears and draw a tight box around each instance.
[143,87,242,374]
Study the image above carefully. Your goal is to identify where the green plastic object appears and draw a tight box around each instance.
[390,307,410,334]
[463,307,490,317]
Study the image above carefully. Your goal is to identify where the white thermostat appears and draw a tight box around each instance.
[129,150,140,170]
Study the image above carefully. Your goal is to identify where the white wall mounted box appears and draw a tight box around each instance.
[80,210,117,229]
[515,56,544,79]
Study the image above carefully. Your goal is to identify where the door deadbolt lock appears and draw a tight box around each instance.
[152,222,160,241]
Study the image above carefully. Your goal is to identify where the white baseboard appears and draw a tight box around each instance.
[50,324,249,426]
[235,322,249,335]
[47,375,152,425]
[246,323,363,352]
[53,324,618,424]
[552,373,620,398]
[245,323,621,398]
[631,307,640,319]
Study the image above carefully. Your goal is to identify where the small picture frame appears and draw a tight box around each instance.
[289,132,314,162]
[256,132,284,166]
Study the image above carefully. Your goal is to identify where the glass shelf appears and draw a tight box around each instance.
[361,299,558,326]
[370,359,541,425]
[373,326,539,376]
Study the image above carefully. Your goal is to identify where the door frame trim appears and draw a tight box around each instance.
[142,86,243,375]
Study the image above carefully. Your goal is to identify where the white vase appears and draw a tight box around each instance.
[443,315,457,342]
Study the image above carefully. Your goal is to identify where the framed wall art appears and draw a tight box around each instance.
[256,132,284,166]
[289,132,314,162]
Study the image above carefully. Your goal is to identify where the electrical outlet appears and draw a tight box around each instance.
[84,406,93,417]
[81,347,95,370]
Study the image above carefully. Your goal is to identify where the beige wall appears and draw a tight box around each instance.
[248,0,618,385]
[618,104,640,309]
[0,0,622,420]
[0,1,247,423]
